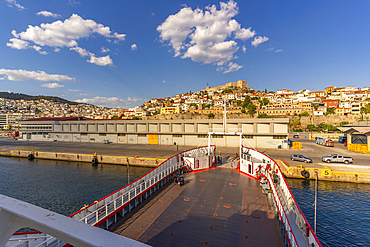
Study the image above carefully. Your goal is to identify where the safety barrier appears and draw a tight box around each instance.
[292,142,302,149]
[7,145,215,246]
[347,143,370,154]
[240,146,322,247]
[70,145,215,226]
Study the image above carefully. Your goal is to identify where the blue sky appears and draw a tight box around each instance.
[1,0,370,108]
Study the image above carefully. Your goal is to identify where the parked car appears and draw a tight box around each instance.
[293,134,299,138]
[321,154,353,164]
[290,154,312,163]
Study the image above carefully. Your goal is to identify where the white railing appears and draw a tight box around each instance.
[7,146,214,247]
[70,145,215,225]
[240,146,322,247]
[208,127,242,134]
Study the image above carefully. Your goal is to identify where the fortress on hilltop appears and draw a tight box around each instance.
[204,80,247,92]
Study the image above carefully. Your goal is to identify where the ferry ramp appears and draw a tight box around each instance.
[111,169,283,247]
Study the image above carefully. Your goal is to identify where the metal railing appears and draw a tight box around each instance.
[70,145,215,225]
[240,146,322,247]
[7,146,214,247]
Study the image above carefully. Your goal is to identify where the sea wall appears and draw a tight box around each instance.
[277,159,370,183]
[0,150,165,167]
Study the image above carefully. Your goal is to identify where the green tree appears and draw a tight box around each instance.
[246,103,256,116]
[242,95,251,108]
[325,107,335,115]
[307,124,316,131]
[241,108,246,114]
[189,103,198,109]
[132,116,139,120]
[221,89,233,94]
[299,111,309,117]
[257,113,270,118]
[208,113,215,119]
[293,119,301,126]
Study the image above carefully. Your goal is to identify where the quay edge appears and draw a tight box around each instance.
[0,150,165,167]
[277,160,370,183]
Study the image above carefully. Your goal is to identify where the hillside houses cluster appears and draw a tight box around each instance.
[132,85,370,118]
[1,82,370,128]
[0,98,120,128]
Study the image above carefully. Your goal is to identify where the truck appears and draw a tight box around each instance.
[321,154,354,164]
[339,136,347,144]
[315,137,334,147]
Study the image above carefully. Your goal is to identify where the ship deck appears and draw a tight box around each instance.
[110,168,283,247]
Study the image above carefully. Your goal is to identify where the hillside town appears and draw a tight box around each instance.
[1,80,370,129]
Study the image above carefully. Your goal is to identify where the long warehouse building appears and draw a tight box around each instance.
[19,117,289,149]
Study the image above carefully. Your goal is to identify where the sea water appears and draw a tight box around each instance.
[287,178,370,247]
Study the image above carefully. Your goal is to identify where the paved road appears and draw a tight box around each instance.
[0,137,239,159]
[260,138,370,168]
[1,137,369,168]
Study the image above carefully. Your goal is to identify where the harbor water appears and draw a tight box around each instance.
[287,178,370,247]
[0,157,152,217]
[1,156,369,246]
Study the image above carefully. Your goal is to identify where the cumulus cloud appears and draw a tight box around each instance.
[7,14,126,66]
[75,96,143,107]
[217,62,242,74]
[87,55,113,66]
[5,0,24,10]
[275,49,283,52]
[68,0,80,6]
[157,0,262,72]
[131,44,137,50]
[251,36,269,47]
[242,45,247,53]
[68,89,80,92]
[36,11,61,18]
[101,47,110,53]
[41,82,64,88]
[0,68,75,82]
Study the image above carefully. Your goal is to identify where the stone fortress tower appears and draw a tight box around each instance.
[204,80,247,92]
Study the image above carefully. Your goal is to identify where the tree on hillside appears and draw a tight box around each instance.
[208,113,215,119]
[246,103,256,116]
[257,113,270,118]
[299,111,309,117]
[242,95,251,108]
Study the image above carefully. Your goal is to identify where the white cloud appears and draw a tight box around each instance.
[242,45,247,53]
[7,14,125,66]
[0,68,75,82]
[6,38,48,55]
[265,45,274,51]
[54,47,61,52]
[127,97,142,102]
[79,93,88,96]
[0,77,5,80]
[41,82,64,88]
[75,96,143,107]
[68,0,80,6]
[163,80,166,83]
[68,89,81,92]
[70,46,92,57]
[36,11,61,18]
[251,36,269,47]
[131,44,137,50]
[5,0,24,10]
[223,62,243,73]
[88,55,113,66]
[101,47,110,53]
[157,0,260,72]
[275,49,283,52]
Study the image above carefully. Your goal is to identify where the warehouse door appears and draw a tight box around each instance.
[148,134,159,145]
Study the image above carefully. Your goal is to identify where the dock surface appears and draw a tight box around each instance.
[111,169,282,247]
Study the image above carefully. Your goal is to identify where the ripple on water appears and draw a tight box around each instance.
[287,178,370,247]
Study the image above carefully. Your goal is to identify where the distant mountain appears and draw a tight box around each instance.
[0,92,79,105]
